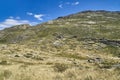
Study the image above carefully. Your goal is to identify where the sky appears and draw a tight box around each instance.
[0,0,120,30]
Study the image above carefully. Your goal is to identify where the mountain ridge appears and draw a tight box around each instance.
[1,10,120,42]
[0,10,120,80]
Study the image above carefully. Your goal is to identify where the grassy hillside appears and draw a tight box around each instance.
[0,10,120,80]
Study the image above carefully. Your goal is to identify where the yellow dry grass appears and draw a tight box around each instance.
[0,44,120,80]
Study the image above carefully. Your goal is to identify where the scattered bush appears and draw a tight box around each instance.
[53,63,68,72]
[57,53,87,60]
[32,55,44,60]
[54,75,62,80]
[84,76,94,80]
[0,60,8,65]
[0,70,12,80]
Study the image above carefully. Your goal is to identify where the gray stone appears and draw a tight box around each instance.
[88,57,103,63]
[23,53,33,58]
[14,54,20,57]
[53,40,63,47]
[112,64,120,68]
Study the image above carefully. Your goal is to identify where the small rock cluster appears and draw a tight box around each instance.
[88,57,103,64]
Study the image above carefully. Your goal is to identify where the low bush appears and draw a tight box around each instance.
[53,63,68,72]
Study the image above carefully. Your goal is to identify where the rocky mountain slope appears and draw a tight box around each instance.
[0,10,120,80]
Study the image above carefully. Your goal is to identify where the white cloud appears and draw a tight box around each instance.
[27,12,44,21]
[59,4,63,8]
[58,1,79,8]
[9,16,21,19]
[0,18,38,30]
[34,14,44,21]
[72,1,79,5]
[27,12,33,16]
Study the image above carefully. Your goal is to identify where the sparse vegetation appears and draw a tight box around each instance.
[84,76,93,80]
[0,60,9,65]
[0,70,12,80]
[53,63,69,72]
[57,53,87,60]
[0,10,120,80]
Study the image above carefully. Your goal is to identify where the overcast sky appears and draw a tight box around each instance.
[0,0,120,29]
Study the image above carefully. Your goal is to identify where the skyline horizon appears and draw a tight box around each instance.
[0,0,120,30]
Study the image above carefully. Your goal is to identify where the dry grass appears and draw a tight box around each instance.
[0,11,120,80]
[0,44,120,80]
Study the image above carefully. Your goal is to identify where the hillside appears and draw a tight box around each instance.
[0,10,120,80]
